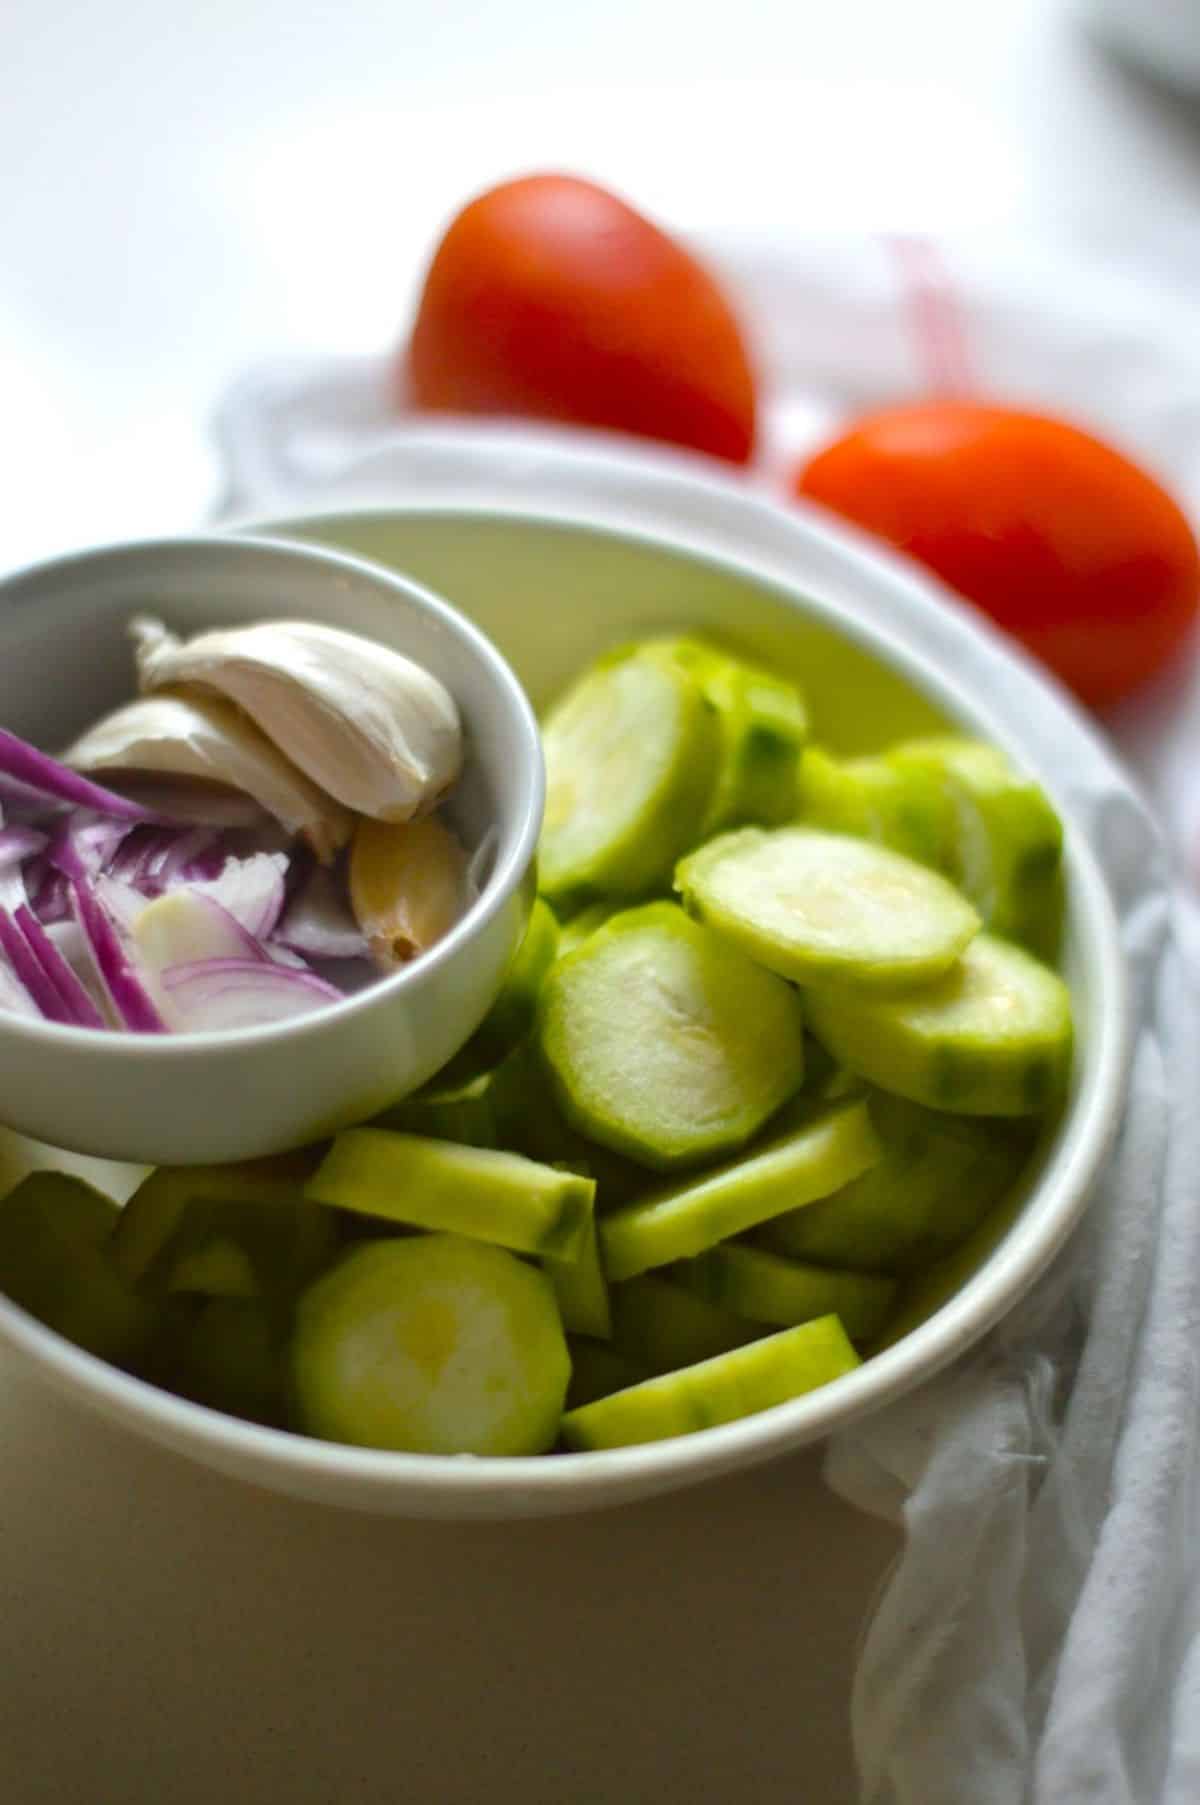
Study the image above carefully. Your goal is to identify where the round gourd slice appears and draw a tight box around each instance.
[538,651,719,900]
[291,1234,570,1456]
[887,737,1064,956]
[675,825,981,989]
[639,636,808,832]
[537,901,806,1170]
[804,932,1073,1116]
[799,745,952,870]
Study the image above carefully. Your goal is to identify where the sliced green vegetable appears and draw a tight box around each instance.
[373,1067,503,1149]
[170,1296,287,1425]
[555,902,621,961]
[474,897,560,1060]
[874,1162,1036,1351]
[167,1234,261,1299]
[305,1129,594,1262]
[640,636,808,832]
[538,647,720,901]
[609,1273,763,1374]
[0,1172,155,1363]
[111,1149,325,1288]
[799,745,951,869]
[492,1041,649,1211]
[291,1234,570,1455]
[888,737,1063,955]
[560,1315,860,1450]
[805,931,1073,1116]
[598,1098,880,1280]
[675,1244,897,1344]
[538,901,806,1171]
[758,1092,1035,1273]
[565,1337,649,1411]
[8,1170,120,1248]
[545,1212,611,1339]
[675,826,980,989]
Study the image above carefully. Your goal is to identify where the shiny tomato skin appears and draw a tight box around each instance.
[794,402,1200,709]
[406,174,757,465]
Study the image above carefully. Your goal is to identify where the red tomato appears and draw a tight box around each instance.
[405,174,757,465]
[794,402,1200,709]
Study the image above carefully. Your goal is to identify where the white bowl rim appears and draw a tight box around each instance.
[0,529,544,1060]
[0,485,1131,1511]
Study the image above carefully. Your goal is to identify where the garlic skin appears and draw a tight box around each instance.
[65,692,353,863]
[131,617,463,824]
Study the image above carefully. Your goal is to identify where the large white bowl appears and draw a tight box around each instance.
[0,433,1129,1518]
[0,532,542,1163]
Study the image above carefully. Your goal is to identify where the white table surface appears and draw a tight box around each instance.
[4,2,1200,1798]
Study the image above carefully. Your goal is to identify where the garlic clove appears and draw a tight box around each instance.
[348,815,468,968]
[65,692,353,863]
[131,617,463,824]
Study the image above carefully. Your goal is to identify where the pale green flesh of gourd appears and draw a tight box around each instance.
[804,932,1073,1116]
[887,738,1063,956]
[538,652,720,900]
[675,826,980,989]
[291,1234,570,1456]
[538,902,807,1170]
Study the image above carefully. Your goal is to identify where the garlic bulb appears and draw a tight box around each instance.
[65,692,353,863]
[132,617,463,823]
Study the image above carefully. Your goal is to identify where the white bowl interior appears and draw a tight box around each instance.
[0,506,1128,1518]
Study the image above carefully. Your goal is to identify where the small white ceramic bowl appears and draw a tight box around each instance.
[0,438,1130,1519]
[0,533,542,1164]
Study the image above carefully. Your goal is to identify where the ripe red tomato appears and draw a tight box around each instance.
[405,174,757,465]
[794,402,1200,709]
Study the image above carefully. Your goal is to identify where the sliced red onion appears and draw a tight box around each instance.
[45,918,95,987]
[160,956,341,1032]
[14,904,105,1028]
[0,909,78,1023]
[189,851,288,941]
[26,858,69,924]
[47,809,138,883]
[92,873,150,934]
[0,824,48,867]
[0,728,162,822]
[266,942,308,969]
[274,860,367,961]
[69,876,165,1033]
[0,848,25,916]
[158,826,224,884]
[0,724,389,1033]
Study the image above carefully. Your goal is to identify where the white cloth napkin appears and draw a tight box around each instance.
[212,233,1200,1803]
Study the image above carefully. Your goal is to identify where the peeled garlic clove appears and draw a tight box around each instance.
[349,815,467,968]
[132,617,462,823]
[65,692,353,864]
